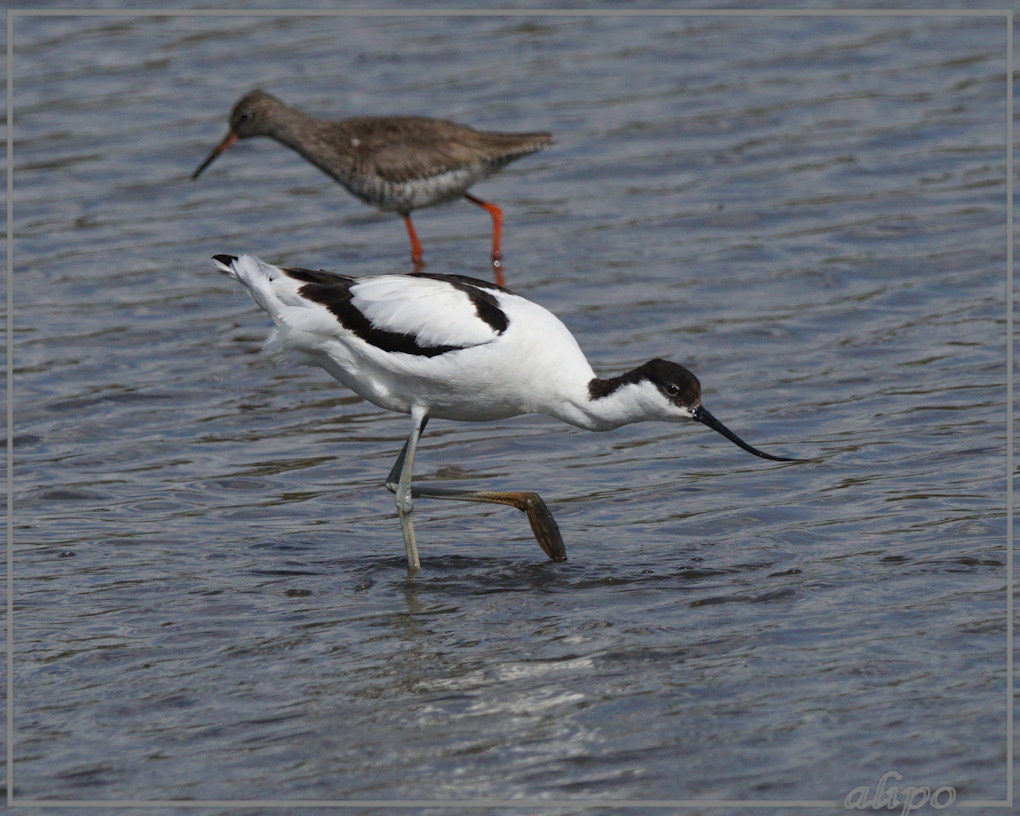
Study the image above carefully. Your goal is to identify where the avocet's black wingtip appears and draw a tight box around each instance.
[212,254,238,267]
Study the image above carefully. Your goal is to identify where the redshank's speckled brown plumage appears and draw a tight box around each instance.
[193,90,552,285]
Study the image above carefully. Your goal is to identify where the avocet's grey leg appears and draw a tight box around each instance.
[385,408,429,573]
[386,408,567,569]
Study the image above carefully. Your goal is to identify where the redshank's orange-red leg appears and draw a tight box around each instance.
[464,193,505,287]
[402,214,424,266]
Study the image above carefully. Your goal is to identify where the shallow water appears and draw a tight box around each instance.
[5,7,1012,814]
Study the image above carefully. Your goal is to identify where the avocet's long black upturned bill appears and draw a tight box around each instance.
[212,253,798,573]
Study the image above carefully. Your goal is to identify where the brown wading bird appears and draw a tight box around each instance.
[192,90,553,286]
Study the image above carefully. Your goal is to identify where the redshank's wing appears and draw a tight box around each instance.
[338,116,552,184]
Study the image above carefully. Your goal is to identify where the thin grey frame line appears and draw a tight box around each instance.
[8,798,842,810]
[5,5,14,811]
[6,7,1015,16]
[1005,9,1014,811]
[11,801,1009,812]
[4,6,1014,811]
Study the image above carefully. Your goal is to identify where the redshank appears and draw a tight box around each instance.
[193,90,552,285]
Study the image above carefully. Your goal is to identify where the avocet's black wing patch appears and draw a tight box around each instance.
[286,269,506,357]
[411,272,510,334]
[282,265,356,287]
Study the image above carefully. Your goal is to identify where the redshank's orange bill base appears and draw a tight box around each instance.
[192,90,552,284]
[192,132,238,179]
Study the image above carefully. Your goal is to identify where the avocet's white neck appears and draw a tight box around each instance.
[548,362,701,432]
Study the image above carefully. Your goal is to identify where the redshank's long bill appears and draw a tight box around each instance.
[193,90,552,286]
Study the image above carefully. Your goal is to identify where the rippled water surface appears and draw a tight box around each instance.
[6,6,1012,814]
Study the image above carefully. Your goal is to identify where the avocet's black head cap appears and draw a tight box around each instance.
[589,358,702,407]
[639,358,702,410]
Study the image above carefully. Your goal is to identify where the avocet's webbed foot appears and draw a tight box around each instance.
[399,485,567,562]
[385,412,566,567]
[463,490,566,561]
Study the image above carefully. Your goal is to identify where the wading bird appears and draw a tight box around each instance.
[194,90,552,286]
[212,253,798,573]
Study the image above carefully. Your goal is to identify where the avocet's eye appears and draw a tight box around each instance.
[665,383,680,397]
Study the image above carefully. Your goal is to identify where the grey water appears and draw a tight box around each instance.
[6,7,1011,814]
